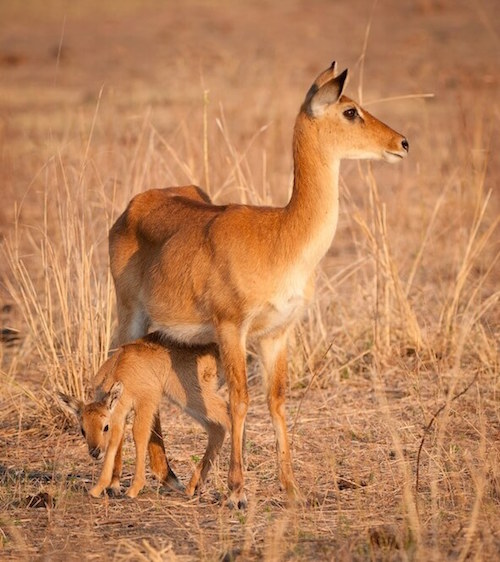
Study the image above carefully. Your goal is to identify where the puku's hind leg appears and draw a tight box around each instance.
[186,420,227,496]
[148,412,184,492]
[258,332,301,503]
[127,406,184,498]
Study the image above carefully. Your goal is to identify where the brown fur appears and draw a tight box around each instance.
[57,333,229,498]
[108,63,408,508]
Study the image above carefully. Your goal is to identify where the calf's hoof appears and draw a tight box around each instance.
[88,486,103,498]
[226,490,248,510]
[125,487,141,499]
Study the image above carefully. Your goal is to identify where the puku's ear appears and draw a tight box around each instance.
[311,60,338,90]
[305,68,348,118]
[303,61,337,110]
[56,391,83,418]
[105,381,123,412]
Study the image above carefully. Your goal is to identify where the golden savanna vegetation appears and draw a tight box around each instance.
[1,0,498,560]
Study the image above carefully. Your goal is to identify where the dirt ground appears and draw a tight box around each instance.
[1,0,499,560]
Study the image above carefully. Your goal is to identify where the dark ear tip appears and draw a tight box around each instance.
[337,68,348,88]
[330,60,336,68]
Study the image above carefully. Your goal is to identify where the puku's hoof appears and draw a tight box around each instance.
[106,486,125,498]
[164,472,185,493]
[285,484,305,507]
[226,491,248,510]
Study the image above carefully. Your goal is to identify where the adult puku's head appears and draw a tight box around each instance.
[299,61,409,163]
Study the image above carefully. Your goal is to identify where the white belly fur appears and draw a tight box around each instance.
[152,322,217,345]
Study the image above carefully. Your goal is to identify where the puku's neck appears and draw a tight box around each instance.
[281,118,341,269]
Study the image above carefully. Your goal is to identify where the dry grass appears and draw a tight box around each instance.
[1,0,499,560]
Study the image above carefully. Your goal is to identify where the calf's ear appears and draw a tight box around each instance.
[106,381,123,412]
[56,392,83,418]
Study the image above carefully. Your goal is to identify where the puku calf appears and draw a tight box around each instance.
[58,332,229,498]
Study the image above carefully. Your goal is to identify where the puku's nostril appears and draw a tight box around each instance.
[402,138,409,152]
[90,447,100,459]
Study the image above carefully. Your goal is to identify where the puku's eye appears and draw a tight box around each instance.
[81,428,86,438]
[343,107,358,121]
[103,425,109,433]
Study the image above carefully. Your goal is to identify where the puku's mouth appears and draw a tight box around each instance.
[383,150,406,163]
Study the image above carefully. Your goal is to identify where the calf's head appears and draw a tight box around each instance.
[57,382,123,461]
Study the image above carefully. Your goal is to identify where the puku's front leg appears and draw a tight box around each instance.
[127,405,156,498]
[258,332,301,503]
[89,423,125,498]
[218,322,249,510]
[108,434,124,495]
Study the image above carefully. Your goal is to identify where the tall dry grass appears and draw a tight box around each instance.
[1,5,499,555]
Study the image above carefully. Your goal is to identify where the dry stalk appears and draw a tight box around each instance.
[440,189,499,341]
[263,511,292,562]
[370,364,422,555]
[353,164,422,353]
[456,388,488,562]
[415,372,478,493]
[203,89,211,195]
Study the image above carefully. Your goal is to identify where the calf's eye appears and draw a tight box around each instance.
[103,425,109,433]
